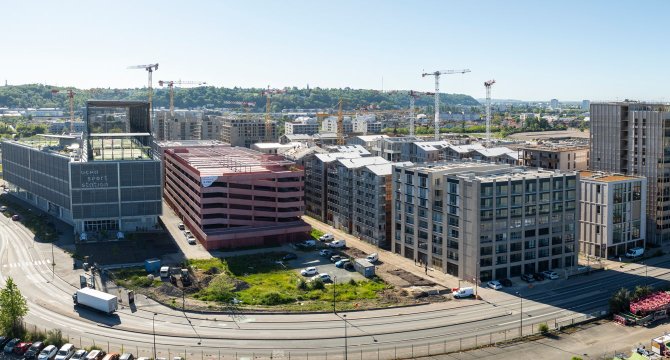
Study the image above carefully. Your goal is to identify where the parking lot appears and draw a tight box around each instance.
[282,245,368,284]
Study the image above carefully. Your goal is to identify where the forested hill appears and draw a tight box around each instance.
[0,84,480,112]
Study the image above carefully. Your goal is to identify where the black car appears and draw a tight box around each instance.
[3,338,20,354]
[521,273,535,282]
[532,273,544,281]
[499,278,513,287]
[0,336,10,349]
[24,341,46,360]
[282,253,297,261]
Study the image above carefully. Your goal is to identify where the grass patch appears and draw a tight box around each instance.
[310,228,325,240]
[111,267,157,289]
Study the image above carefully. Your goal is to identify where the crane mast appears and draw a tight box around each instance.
[422,69,470,140]
[408,90,434,137]
[336,99,344,145]
[484,80,496,148]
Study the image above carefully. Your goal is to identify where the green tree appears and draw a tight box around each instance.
[633,285,653,301]
[0,277,29,335]
[609,287,631,314]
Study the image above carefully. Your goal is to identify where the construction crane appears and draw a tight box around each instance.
[51,88,76,132]
[261,87,285,141]
[127,63,159,111]
[408,90,434,137]
[421,69,471,140]
[158,80,206,116]
[484,80,496,148]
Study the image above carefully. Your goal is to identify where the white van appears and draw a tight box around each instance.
[319,233,334,242]
[452,287,474,299]
[327,239,346,248]
[366,253,379,263]
[160,266,170,278]
[626,247,644,258]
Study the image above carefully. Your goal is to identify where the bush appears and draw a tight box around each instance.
[260,292,294,305]
[297,279,308,291]
[538,323,549,333]
[349,279,357,286]
[45,329,64,347]
[310,278,325,290]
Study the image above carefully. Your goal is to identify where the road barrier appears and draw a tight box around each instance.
[22,309,608,360]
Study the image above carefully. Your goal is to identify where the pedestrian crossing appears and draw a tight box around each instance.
[2,259,51,268]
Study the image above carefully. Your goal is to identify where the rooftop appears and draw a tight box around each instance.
[580,171,643,183]
[155,139,229,148]
[168,146,296,177]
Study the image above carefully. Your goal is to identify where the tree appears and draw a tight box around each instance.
[0,277,28,335]
[609,287,631,314]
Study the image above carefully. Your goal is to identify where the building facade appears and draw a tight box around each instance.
[154,109,204,141]
[590,102,670,243]
[392,162,578,281]
[578,171,646,258]
[284,117,320,135]
[2,101,162,238]
[163,146,310,249]
[520,143,589,171]
[219,116,279,148]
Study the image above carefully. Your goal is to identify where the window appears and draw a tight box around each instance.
[524,239,536,249]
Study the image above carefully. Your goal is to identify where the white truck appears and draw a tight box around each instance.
[72,288,118,314]
[327,239,346,248]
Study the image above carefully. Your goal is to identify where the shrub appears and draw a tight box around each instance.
[349,279,357,286]
[260,292,294,305]
[45,329,64,347]
[538,323,549,333]
[310,278,325,290]
[297,279,308,291]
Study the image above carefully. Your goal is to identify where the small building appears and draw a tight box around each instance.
[519,142,590,171]
[354,258,375,278]
[578,171,646,258]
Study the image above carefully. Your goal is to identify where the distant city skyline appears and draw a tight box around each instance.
[2,0,669,102]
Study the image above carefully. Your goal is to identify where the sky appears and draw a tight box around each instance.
[2,0,669,101]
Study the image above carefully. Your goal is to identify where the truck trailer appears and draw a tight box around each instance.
[72,288,118,314]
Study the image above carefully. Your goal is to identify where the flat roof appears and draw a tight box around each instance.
[38,134,79,139]
[167,146,296,177]
[87,100,149,107]
[580,171,643,183]
[88,133,151,137]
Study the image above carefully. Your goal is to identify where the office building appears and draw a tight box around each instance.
[2,101,162,238]
[520,142,590,171]
[163,146,310,249]
[392,162,578,281]
[582,100,590,110]
[578,171,646,258]
[590,102,670,243]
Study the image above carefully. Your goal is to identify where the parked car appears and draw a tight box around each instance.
[101,353,120,360]
[330,255,342,263]
[319,249,332,257]
[327,240,346,248]
[626,247,645,258]
[24,342,46,360]
[38,345,58,360]
[335,259,351,268]
[532,273,544,281]
[314,273,332,282]
[71,350,88,360]
[186,236,196,245]
[119,353,134,360]
[282,253,297,261]
[14,342,33,356]
[4,338,21,354]
[0,206,7,212]
[521,273,535,283]
[452,287,475,299]
[177,223,185,230]
[541,270,559,280]
[365,253,379,263]
[344,262,354,270]
[499,278,513,287]
[54,343,75,360]
[85,350,106,360]
[11,214,20,221]
[299,239,316,247]
[300,267,318,276]
[0,336,10,349]
[487,280,502,290]
[319,233,334,242]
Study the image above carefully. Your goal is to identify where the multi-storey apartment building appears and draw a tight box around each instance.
[163,146,309,249]
[392,162,578,282]
[284,117,320,135]
[219,116,278,147]
[590,102,670,243]
[520,142,589,171]
[578,171,646,258]
[154,109,204,141]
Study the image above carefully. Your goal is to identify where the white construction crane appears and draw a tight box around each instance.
[158,80,206,116]
[127,63,159,110]
[408,90,434,137]
[422,69,471,140]
[484,80,496,148]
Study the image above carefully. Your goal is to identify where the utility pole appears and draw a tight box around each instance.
[422,69,470,140]
[343,314,348,360]
[516,292,523,337]
[333,275,337,313]
[153,313,158,360]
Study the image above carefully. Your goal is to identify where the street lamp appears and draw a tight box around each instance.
[342,314,348,360]
[152,313,158,360]
[333,275,337,313]
[516,292,523,337]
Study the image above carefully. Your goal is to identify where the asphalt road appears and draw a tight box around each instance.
[1,211,666,359]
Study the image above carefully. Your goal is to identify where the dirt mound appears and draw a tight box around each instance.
[387,268,435,287]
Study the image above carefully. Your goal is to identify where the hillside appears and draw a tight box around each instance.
[0,84,480,112]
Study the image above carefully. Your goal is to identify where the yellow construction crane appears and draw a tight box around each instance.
[51,88,76,132]
[158,80,207,116]
[261,87,285,141]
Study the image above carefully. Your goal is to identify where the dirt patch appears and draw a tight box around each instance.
[386,268,436,287]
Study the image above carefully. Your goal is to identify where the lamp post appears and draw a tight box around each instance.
[343,314,348,360]
[152,313,158,360]
[333,276,337,313]
[51,242,55,281]
[516,292,523,337]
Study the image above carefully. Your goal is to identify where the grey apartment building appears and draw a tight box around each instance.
[219,116,279,147]
[392,162,578,282]
[2,101,162,238]
[590,102,670,243]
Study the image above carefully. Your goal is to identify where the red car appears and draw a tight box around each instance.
[14,342,32,355]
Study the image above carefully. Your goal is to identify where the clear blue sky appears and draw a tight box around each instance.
[2,0,669,101]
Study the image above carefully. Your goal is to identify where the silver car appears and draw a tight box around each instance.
[38,345,58,360]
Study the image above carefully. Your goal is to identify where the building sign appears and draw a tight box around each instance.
[80,169,109,188]
[201,176,218,187]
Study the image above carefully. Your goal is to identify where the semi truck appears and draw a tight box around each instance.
[72,288,118,314]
